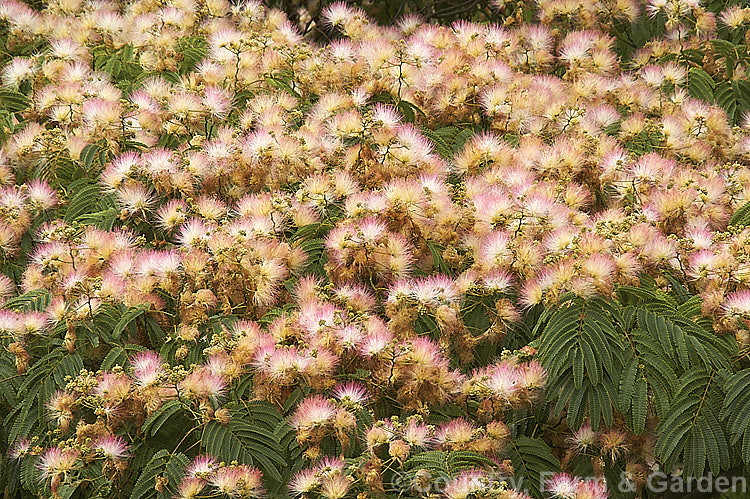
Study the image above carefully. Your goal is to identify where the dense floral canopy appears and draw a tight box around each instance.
[0,0,750,498]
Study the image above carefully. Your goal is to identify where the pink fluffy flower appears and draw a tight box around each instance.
[209,464,264,497]
[37,447,80,479]
[333,382,370,405]
[26,180,58,211]
[186,455,217,478]
[290,395,336,431]
[92,435,130,460]
[443,470,486,499]
[544,473,578,499]
[130,351,164,386]
[179,369,227,400]
[723,290,750,317]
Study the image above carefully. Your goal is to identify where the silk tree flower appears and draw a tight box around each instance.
[568,423,597,455]
[722,290,750,318]
[115,183,154,218]
[719,5,750,28]
[436,418,476,449]
[25,180,58,211]
[1,57,34,88]
[321,2,355,29]
[202,86,232,119]
[291,395,336,433]
[130,351,164,387]
[10,439,31,459]
[403,419,434,448]
[0,310,25,340]
[544,473,578,498]
[46,390,76,432]
[443,470,486,499]
[92,435,130,460]
[289,469,319,496]
[155,199,187,231]
[94,372,131,403]
[209,464,264,497]
[186,455,218,478]
[178,368,227,401]
[37,446,80,480]
[320,474,351,499]
[332,382,370,405]
[177,477,206,499]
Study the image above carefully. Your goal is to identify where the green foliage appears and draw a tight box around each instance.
[142,400,185,437]
[130,450,189,499]
[721,369,750,465]
[715,80,750,125]
[0,90,31,113]
[175,37,208,75]
[201,407,287,483]
[63,179,112,223]
[296,237,327,277]
[421,126,475,160]
[536,282,743,483]
[655,368,730,477]
[505,437,561,499]
[538,296,624,430]
[405,449,499,475]
[687,67,716,103]
[729,200,750,227]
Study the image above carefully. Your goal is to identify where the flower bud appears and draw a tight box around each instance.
[215,408,231,425]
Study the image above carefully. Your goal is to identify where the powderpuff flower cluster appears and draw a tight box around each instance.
[0,0,749,497]
[0,180,58,258]
[214,279,466,411]
[385,275,469,353]
[36,446,80,480]
[0,0,748,341]
[47,350,228,440]
[529,0,640,30]
[434,418,513,455]
[289,457,353,499]
[18,215,304,335]
[296,415,520,498]
[22,224,179,312]
[290,395,359,456]
[364,336,465,411]
[562,423,650,488]
[364,416,435,455]
[92,435,130,460]
[177,455,264,499]
[462,359,547,418]
[442,470,534,499]
[325,217,415,284]
[31,438,131,495]
[544,473,608,499]
[0,308,48,339]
